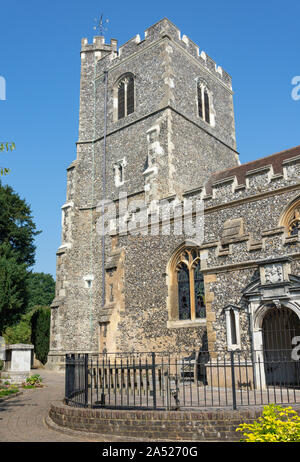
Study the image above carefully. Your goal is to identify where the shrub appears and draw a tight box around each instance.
[3,319,31,344]
[24,374,42,387]
[236,404,300,442]
[30,307,50,365]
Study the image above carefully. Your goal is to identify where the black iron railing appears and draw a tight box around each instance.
[64,350,300,410]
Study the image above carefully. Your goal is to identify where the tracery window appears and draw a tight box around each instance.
[117,74,134,120]
[176,248,206,320]
[197,83,210,124]
[288,208,300,236]
[280,199,300,237]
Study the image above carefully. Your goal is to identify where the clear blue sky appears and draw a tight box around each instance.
[0,0,299,278]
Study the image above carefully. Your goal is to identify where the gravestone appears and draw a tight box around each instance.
[1,344,34,384]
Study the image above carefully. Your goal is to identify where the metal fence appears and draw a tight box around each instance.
[64,350,300,410]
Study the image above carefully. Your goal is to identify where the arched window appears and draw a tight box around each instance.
[288,208,300,236]
[280,198,300,237]
[117,74,134,120]
[176,248,206,321]
[197,83,210,124]
[225,305,241,350]
[194,261,206,318]
[113,158,126,187]
[229,309,237,345]
[178,266,191,320]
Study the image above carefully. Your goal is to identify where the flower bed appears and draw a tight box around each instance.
[0,383,19,397]
[22,374,43,388]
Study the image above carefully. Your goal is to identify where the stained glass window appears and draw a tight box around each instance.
[175,248,206,321]
[194,261,206,318]
[178,266,191,320]
[289,219,300,236]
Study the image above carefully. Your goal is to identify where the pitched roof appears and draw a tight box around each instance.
[205,144,300,194]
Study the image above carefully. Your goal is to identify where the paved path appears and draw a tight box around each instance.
[0,369,135,442]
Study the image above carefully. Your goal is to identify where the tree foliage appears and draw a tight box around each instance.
[0,181,39,267]
[26,272,55,310]
[0,142,15,176]
[3,318,31,344]
[30,306,51,365]
[0,181,40,334]
[236,404,300,442]
[0,243,28,333]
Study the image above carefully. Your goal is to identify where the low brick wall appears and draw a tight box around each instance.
[48,401,283,441]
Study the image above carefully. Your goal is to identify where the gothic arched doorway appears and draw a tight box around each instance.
[262,306,300,386]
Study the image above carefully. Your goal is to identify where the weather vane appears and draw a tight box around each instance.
[94,14,109,36]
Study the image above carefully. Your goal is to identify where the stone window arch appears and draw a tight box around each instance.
[167,246,206,325]
[197,80,212,125]
[114,73,135,121]
[113,157,127,187]
[280,197,300,236]
[224,305,241,351]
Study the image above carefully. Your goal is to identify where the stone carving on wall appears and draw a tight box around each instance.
[265,264,283,284]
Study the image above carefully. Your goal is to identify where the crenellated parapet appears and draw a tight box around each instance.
[184,145,300,206]
[81,36,118,56]
[142,18,231,88]
[81,18,232,89]
[102,144,300,269]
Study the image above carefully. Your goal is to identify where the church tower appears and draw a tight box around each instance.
[47,18,239,368]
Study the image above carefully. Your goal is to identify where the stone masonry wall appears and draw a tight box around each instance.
[110,149,300,353]
[48,17,300,367]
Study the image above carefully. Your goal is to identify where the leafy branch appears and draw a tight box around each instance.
[0,142,15,175]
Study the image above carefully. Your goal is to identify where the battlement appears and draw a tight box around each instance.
[82,18,232,88]
[103,145,300,242]
[81,36,118,55]
[185,144,300,205]
[121,18,232,88]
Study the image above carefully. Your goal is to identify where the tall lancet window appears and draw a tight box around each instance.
[178,266,191,320]
[176,248,206,321]
[117,74,134,120]
[194,261,206,319]
[225,305,241,351]
[204,89,210,124]
[197,83,211,124]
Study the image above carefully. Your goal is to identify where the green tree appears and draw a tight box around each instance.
[0,181,39,334]
[26,272,55,310]
[0,181,39,267]
[0,243,28,333]
[3,318,31,344]
[30,306,51,364]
